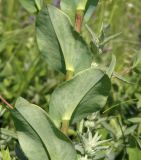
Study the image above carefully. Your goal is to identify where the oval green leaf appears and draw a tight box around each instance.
[36,6,92,74]
[11,98,77,160]
[49,68,111,127]
[36,7,66,73]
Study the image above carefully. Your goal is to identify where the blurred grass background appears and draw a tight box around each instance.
[0,0,141,158]
[0,0,64,107]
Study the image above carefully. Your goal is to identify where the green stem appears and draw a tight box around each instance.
[0,95,14,109]
[66,70,74,81]
[75,0,88,32]
[68,129,77,137]
[61,120,69,135]
[117,117,127,158]
[75,10,84,33]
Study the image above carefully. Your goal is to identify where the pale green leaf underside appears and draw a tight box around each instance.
[11,98,77,160]
[49,68,111,127]
[36,6,92,74]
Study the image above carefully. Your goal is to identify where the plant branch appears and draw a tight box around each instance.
[66,70,74,81]
[75,0,88,32]
[61,120,69,135]
[117,117,127,158]
[75,10,84,33]
[0,95,14,109]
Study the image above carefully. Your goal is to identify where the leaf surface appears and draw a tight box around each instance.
[11,98,77,160]
[49,68,111,127]
[60,0,79,24]
[36,6,92,74]
[36,7,66,73]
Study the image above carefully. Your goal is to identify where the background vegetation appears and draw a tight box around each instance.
[0,0,141,159]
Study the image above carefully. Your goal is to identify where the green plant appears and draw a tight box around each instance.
[1,0,141,160]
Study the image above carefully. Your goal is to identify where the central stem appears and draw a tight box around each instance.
[61,120,69,135]
[66,70,74,81]
[75,10,84,33]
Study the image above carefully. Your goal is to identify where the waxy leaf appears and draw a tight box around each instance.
[49,68,111,127]
[11,98,77,160]
[36,6,92,74]
[19,0,43,13]
[36,7,66,73]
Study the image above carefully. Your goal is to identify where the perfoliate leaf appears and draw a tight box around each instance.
[77,0,88,10]
[36,7,66,73]
[36,6,92,74]
[19,0,43,13]
[49,68,111,127]
[11,98,77,160]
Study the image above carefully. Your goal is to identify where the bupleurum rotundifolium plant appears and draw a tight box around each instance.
[0,0,120,160]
